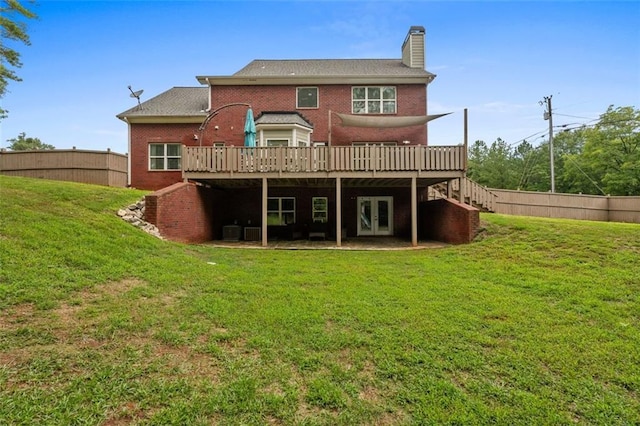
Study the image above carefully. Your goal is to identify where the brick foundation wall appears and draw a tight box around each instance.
[419,198,480,244]
[145,182,214,243]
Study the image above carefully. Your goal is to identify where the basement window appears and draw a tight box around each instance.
[267,197,296,225]
[149,143,181,170]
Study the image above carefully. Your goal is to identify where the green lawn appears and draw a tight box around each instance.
[0,175,638,425]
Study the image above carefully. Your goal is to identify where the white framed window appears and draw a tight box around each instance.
[312,197,328,223]
[267,197,296,225]
[297,87,318,109]
[352,86,396,114]
[149,143,181,170]
[266,139,289,147]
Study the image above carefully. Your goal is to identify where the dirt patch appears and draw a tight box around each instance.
[0,303,37,330]
[99,278,147,297]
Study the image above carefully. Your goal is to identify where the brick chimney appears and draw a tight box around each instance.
[402,26,426,69]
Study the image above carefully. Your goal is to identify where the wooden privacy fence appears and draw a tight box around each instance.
[489,188,640,224]
[0,149,128,187]
[183,145,466,174]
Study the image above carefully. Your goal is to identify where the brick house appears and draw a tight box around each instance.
[117,26,479,246]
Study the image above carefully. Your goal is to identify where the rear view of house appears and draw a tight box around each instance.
[117,26,479,246]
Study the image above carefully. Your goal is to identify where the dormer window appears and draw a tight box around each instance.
[352,86,396,114]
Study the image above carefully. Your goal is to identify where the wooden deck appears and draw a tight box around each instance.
[183,145,466,178]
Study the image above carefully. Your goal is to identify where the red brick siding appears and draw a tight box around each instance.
[145,182,214,243]
[419,198,480,244]
[208,84,427,146]
[130,83,428,190]
[129,123,203,190]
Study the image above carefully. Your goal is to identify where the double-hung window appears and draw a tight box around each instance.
[312,197,328,223]
[352,86,396,114]
[296,87,318,109]
[149,143,181,170]
[267,197,296,225]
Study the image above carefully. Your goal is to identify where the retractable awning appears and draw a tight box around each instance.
[335,112,450,128]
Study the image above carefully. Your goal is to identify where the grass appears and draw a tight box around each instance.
[0,175,638,425]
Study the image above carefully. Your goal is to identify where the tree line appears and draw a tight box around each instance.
[467,105,640,196]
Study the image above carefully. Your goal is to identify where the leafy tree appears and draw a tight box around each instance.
[467,138,519,189]
[6,132,53,150]
[467,140,488,183]
[587,106,639,195]
[513,140,546,191]
[0,0,37,119]
[556,128,602,194]
[558,106,639,196]
[467,106,639,196]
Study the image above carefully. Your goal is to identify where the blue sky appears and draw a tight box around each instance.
[1,0,638,153]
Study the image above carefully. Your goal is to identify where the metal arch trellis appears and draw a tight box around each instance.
[198,102,252,146]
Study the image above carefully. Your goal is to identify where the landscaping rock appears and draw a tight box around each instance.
[117,198,163,239]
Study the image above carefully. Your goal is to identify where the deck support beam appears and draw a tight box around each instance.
[459,177,466,205]
[262,177,268,247]
[336,177,342,247]
[411,177,418,247]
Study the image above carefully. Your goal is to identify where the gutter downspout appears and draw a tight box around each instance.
[125,117,132,187]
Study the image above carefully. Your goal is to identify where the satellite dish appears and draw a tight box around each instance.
[127,85,144,107]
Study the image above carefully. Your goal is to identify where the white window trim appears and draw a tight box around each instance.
[296,87,319,109]
[312,197,328,223]
[149,143,181,171]
[352,142,398,147]
[352,86,397,114]
[266,138,290,147]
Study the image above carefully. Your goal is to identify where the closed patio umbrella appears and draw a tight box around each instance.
[244,108,256,147]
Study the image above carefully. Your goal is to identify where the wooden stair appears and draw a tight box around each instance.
[429,177,497,212]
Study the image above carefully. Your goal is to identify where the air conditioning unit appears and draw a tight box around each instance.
[244,227,261,241]
[222,225,241,241]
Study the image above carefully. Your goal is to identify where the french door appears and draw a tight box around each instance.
[357,196,393,236]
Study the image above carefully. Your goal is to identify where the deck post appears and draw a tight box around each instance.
[336,176,342,247]
[411,177,418,247]
[262,177,268,247]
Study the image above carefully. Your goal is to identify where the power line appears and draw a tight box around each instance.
[553,113,596,120]
[563,154,607,196]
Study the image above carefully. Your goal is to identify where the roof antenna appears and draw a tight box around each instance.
[128,85,144,108]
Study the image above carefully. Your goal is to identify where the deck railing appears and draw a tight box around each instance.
[429,177,498,212]
[183,145,465,174]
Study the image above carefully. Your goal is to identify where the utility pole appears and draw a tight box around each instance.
[541,95,555,193]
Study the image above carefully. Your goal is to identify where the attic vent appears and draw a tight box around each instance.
[402,26,425,69]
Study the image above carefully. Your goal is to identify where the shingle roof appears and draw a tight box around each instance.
[117,87,208,119]
[233,59,433,78]
[255,112,313,129]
